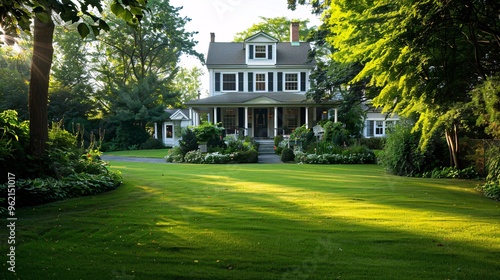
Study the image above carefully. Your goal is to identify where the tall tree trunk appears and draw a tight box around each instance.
[29,16,55,157]
[445,123,461,169]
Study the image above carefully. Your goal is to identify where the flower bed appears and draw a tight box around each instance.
[294,151,376,164]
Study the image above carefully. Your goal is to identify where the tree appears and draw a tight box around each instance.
[49,25,96,125]
[1,0,147,157]
[0,40,31,119]
[90,0,203,148]
[293,0,500,168]
[170,66,204,107]
[233,16,315,42]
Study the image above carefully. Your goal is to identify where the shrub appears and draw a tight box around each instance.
[184,150,205,164]
[0,110,29,182]
[322,121,352,147]
[0,111,123,207]
[294,150,376,164]
[358,137,385,150]
[108,123,150,151]
[476,146,500,200]
[192,122,225,151]
[140,138,165,150]
[424,166,479,179]
[204,152,231,164]
[234,148,258,163]
[165,147,184,163]
[380,121,444,176]
[179,128,198,156]
[281,148,295,162]
[0,170,122,207]
[225,135,246,153]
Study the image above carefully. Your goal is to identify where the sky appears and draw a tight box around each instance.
[169,0,321,94]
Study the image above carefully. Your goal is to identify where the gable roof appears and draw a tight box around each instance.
[165,109,190,120]
[244,31,279,43]
[206,42,315,67]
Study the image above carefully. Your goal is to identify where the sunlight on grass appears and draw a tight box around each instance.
[5,162,500,279]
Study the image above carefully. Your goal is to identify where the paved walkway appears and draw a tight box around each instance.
[101,154,283,164]
[100,155,167,164]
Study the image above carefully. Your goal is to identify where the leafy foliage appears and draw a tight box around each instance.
[476,146,500,200]
[0,110,29,178]
[295,0,500,169]
[140,138,165,150]
[281,148,295,162]
[183,149,258,164]
[165,147,184,163]
[423,167,478,180]
[379,120,448,176]
[470,76,500,139]
[192,123,226,151]
[0,110,122,206]
[233,17,315,42]
[179,128,198,156]
[0,171,122,207]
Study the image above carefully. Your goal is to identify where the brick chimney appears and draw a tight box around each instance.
[290,22,300,46]
[210,32,215,43]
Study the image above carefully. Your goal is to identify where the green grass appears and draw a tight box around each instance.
[103,148,170,158]
[3,163,500,279]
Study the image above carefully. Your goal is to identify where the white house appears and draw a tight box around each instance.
[185,23,339,139]
[156,23,397,146]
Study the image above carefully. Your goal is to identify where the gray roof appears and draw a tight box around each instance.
[206,42,316,67]
[185,92,337,107]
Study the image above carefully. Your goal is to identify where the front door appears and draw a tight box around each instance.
[254,108,268,138]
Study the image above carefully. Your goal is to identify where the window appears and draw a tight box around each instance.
[255,73,266,91]
[223,109,237,131]
[255,45,267,58]
[375,121,384,136]
[285,73,298,91]
[285,108,299,129]
[222,73,236,91]
[166,125,173,138]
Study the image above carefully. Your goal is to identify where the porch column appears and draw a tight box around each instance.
[214,107,218,124]
[334,108,338,123]
[305,107,309,128]
[154,122,158,139]
[189,107,193,125]
[244,107,249,136]
[274,107,278,136]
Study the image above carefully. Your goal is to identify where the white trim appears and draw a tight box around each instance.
[244,107,249,136]
[305,107,309,128]
[170,110,189,120]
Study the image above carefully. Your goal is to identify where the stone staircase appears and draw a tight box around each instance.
[255,139,275,154]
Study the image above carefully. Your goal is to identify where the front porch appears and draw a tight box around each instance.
[188,106,338,139]
[185,92,339,139]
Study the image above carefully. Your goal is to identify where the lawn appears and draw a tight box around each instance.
[2,163,500,279]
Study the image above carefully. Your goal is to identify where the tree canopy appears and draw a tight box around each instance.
[233,16,315,42]
[292,0,500,168]
[1,0,148,157]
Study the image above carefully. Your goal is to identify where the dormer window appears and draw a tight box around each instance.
[248,44,273,60]
[255,45,267,58]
